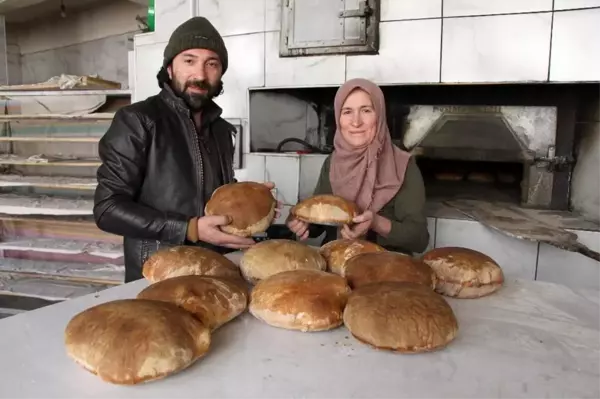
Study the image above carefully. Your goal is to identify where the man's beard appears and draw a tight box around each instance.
[171,77,222,111]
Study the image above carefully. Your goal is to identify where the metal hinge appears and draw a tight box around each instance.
[533,145,575,172]
[339,1,372,18]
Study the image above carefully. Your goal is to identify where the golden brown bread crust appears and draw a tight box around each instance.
[205,182,276,237]
[344,251,436,289]
[421,247,504,298]
[64,299,210,385]
[239,239,327,283]
[137,276,248,330]
[435,172,464,181]
[319,238,386,276]
[249,269,351,332]
[142,246,242,283]
[291,194,359,225]
[343,282,458,353]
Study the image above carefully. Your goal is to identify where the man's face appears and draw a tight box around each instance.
[168,48,223,111]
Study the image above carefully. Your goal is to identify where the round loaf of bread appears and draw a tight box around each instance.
[343,282,458,353]
[319,238,386,276]
[64,299,210,385]
[239,239,326,283]
[435,172,464,181]
[142,246,241,283]
[249,269,351,332]
[344,251,436,289]
[137,275,248,330]
[205,181,276,237]
[291,194,359,225]
[421,247,504,298]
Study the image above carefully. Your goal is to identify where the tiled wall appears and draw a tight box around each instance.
[134,0,600,289]
[136,0,600,111]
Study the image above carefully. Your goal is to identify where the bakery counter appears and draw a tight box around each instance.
[0,251,598,399]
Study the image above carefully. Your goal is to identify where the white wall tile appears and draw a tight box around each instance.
[264,155,300,205]
[381,0,442,20]
[234,154,265,181]
[265,31,346,87]
[134,41,166,103]
[346,20,441,84]
[298,154,328,201]
[274,205,291,224]
[554,0,600,10]
[196,0,265,36]
[155,0,194,42]
[435,218,539,281]
[442,13,552,83]
[214,33,265,119]
[549,8,600,82]
[265,0,281,31]
[443,0,552,17]
[536,230,600,291]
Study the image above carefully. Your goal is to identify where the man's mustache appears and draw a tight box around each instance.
[184,80,212,92]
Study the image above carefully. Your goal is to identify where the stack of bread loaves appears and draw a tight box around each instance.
[63,185,506,383]
[63,180,280,385]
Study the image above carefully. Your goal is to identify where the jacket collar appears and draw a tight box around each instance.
[159,83,223,125]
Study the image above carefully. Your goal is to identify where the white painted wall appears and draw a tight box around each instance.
[9,0,146,87]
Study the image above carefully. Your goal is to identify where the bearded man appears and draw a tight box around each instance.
[93,17,273,282]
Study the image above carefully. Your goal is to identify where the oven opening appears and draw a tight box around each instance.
[416,158,524,204]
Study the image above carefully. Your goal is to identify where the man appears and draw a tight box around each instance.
[93,17,273,282]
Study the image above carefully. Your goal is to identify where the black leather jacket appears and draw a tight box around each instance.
[93,85,237,282]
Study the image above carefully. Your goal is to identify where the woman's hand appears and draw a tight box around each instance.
[341,210,374,240]
[286,216,310,241]
[262,181,283,220]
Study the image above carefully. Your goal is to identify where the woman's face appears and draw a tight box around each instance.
[339,88,377,148]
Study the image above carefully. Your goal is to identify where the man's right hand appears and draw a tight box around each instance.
[196,215,255,249]
[286,216,310,241]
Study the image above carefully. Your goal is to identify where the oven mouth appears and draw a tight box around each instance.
[417,158,524,204]
[409,112,535,163]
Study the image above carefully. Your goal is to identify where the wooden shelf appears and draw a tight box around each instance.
[0,137,100,142]
[0,194,94,216]
[0,113,115,121]
[0,175,97,190]
[0,89,131,97]
[0,156,101,167]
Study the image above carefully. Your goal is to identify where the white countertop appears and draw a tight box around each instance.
[0,251,599,399]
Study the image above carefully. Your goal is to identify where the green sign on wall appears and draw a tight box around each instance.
[148,0,155,32]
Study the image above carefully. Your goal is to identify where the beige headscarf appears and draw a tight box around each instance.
[329,78,411,214]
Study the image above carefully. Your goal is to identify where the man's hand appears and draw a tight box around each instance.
[196,215,255,249]
[341,210,374,240]
[286,215,310,241]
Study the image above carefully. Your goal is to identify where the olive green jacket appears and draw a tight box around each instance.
[309,155,430,254]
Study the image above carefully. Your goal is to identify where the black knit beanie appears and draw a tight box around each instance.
[162,16,228,74]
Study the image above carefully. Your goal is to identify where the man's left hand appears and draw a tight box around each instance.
[341,210,374,240]
[263,181,282,220]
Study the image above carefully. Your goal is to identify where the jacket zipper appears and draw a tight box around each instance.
[186,115,204,216]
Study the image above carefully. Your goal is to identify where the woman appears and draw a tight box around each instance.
[286,78,430,255]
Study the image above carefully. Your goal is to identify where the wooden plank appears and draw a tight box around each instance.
[0,156,100,167]
[0,272,115,301]
[444,199,600,262]
[0,76,122,91]
[0,113,115,121]
[0,194,94,216]
[0,89,131,97]
[0,237,122,259]
[0,175,97,190]
[0,258,123,284]
[0,216,121,243]
[0,137,100,142]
